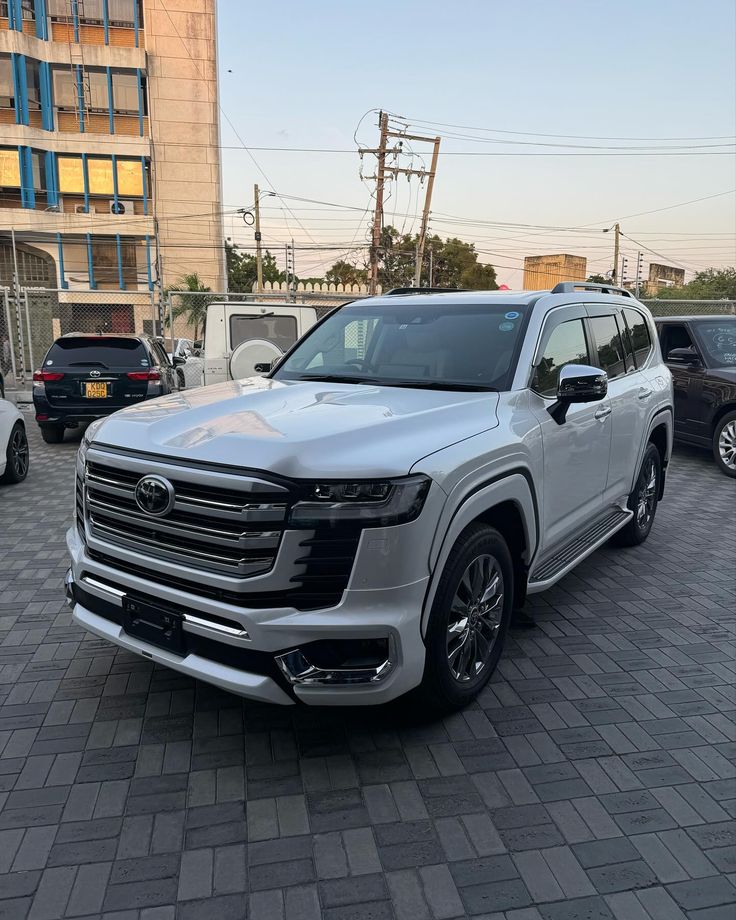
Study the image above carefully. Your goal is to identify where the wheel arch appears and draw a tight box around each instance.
[422,471,538,636]
[711,402,736,434]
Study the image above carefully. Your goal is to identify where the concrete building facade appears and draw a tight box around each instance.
[646,262,685,295]
[523,253,587,290]
[0,0,224,333]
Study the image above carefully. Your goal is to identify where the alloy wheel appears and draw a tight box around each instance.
[446,554,504,682]
[718,420,736,470]
[11,428,29,478]
[636,456,657,528]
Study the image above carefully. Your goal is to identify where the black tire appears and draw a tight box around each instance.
[713,410,736,478]
[40,425,64,444]
[1,422,29,484]
[417,523,514,712]
[612,443,661,547]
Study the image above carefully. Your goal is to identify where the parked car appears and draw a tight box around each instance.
[166,337,204,390]
[66,282,673,710]
[654,315,736,477]
[0,395,29,484]
[203,302,317,385]
[33,334,185,444]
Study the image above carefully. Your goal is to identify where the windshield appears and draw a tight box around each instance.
[692,320,736,367]
[45,337,148,368]
[273,301,530,391]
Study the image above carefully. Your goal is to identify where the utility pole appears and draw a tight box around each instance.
[413,135,440,287]
[428,246,434,287]
[612,222,621,284]
[254,184,264,294]
[367,111,388,295]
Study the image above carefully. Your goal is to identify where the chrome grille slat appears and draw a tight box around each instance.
[86,496,281,550]
[84,456,290,577]
[89,518,273,575]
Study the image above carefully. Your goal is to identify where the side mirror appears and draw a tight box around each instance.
[666,346,699,365]
[254,361,275,374]
[548,364,607,425]
[172,355,187,367]
[193,341,203,349]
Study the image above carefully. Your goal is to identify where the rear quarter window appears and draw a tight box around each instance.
[45,337,149,367]
[622,309,653,368]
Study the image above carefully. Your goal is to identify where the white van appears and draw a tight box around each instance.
[203,302,318,385]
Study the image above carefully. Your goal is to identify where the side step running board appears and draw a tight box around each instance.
[528,507,632,592]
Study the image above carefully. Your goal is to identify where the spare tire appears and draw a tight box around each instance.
[229,339,283,380]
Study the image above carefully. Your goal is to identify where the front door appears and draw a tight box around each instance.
[529,314,611,552]
[659,322,704,438]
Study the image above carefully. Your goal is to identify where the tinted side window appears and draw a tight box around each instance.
[533,319,589,397]
[623,308,653,368]
[589,315,627,380]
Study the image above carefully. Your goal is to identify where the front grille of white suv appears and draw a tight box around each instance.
[82,454,290,577]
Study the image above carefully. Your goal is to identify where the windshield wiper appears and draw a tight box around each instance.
[242,311,275,320]
[380,381,498,392]
[291,374,382,384]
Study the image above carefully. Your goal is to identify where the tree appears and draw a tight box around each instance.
[165,273,213,341]
[650,267,736,300]
[587,274,610,284]
[226,243,284,292]
[325,260,368,287]
[372,227,497,291]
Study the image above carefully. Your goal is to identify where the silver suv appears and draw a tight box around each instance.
[66,283,674,710]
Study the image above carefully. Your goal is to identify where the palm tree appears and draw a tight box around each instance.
[165,273,213,341]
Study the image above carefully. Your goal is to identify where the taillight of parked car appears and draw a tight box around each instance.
[33,370,65,383]
[126,370,161,381]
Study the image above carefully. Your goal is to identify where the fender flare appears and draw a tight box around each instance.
[421,470,538,636]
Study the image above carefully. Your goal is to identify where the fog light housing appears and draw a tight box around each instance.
[275,637,394,685]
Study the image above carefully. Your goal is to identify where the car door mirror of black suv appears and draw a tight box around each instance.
[666,346,700,366]
[172,355,187,367]
[548,364,608,425]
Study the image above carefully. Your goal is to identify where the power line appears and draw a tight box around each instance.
[395,114,736,143]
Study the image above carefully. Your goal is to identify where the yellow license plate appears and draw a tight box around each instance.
[85,382,108,399]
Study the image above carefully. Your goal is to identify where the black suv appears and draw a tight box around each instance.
[33,334,184,444]
[655,315,736,477]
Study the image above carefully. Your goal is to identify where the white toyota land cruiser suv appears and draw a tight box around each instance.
[66,283,673,710]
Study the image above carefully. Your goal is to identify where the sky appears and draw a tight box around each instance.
[215,0,736,287]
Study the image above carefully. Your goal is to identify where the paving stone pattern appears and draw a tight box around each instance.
[0,422,735,920]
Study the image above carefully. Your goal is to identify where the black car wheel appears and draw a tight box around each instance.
[612,443,661,547]
[713,411,736,478]
[418,523,513,711]
[1,422,29,484]
[41,425,65,444]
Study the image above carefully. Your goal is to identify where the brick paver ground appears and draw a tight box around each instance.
[0,419,735,920]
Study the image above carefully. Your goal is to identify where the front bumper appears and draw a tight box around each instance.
[66,523,431,706]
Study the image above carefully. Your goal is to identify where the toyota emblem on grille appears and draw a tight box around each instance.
[89,369,101,378]
[134,475,175,516]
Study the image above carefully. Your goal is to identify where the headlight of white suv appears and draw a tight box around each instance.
[288,474,431,528]
[76,419,105,478]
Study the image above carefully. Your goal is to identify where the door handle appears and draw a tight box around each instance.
[594,406,612,420]
[638,387,653,400]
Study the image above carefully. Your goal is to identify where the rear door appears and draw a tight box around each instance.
[41,337,152,410]
[657,321,704,438]
[227,312,299,379]
[586,307,644,502]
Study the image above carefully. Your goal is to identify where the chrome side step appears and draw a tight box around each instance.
[528,507,631,592]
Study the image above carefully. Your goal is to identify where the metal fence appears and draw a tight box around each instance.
[642,299,736,316]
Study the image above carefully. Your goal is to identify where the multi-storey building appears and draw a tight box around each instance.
[0,0,225,335]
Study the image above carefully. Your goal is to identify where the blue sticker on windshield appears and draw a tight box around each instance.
[505,311,520,320]
[499,321,514,332]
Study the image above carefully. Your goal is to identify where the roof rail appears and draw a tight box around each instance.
[385,287,468,296]
[551,281,634,298]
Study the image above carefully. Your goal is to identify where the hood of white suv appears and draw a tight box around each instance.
[92,376,499,479]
